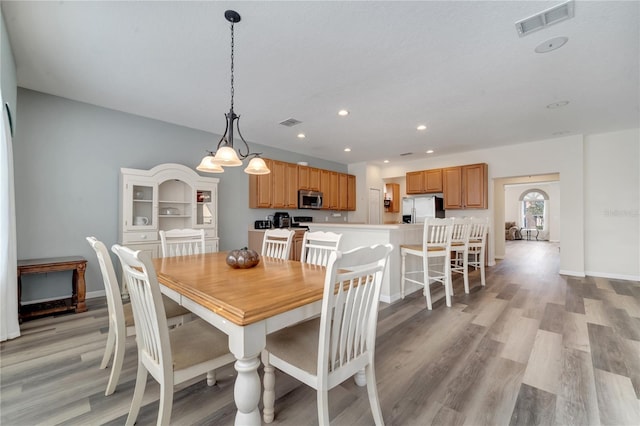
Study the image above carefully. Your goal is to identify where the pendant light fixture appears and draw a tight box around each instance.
[197,10,270,175]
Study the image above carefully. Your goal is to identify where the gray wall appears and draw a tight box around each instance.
[14,88,346,300]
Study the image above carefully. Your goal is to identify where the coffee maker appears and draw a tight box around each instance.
[273,212,291,228]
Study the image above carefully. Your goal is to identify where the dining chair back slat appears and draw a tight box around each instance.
[159,229,206,258]
[262,229,295,260]
[300,231,342,266]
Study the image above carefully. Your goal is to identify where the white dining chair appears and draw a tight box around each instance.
[261,229,295,260]
[300,231,343,266]
[449,218,472,294]
[86,237,191,396]
[112,244,235,426]
[468,217,490,288]
[400,217,454,310]
[262,244,393,425]
[159,228,206,257]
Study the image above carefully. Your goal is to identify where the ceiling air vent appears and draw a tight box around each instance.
[515,0,575,37]
[400,152,413,157]
[279,118,302,127]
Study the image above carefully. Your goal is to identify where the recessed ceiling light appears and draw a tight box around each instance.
[338,109,349,116]
[417,125,427,131]
[383,160,390,163]
[546,100,570,109]
[426,150,434,154]
[297,133,306,139]
[344,147,351,152]
[535,36,569,53]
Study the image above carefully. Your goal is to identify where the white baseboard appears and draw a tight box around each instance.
[87,290,106,299]
[585,271,640,282]
[559,269,586,278]
[22,289,106,305]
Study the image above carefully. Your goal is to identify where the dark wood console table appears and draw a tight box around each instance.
[17,256,87,322]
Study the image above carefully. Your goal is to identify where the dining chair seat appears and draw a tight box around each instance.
[122,298,187,329]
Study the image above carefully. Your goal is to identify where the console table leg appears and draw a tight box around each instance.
[75,262,87,313]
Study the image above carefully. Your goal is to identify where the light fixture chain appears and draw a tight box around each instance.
[230,21,234,111]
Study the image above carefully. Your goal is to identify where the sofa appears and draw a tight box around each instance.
[505,221,521,240]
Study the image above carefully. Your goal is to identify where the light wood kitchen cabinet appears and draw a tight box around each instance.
[298,165,309,190]
[443,163,487,209]
[298,165,319,191]
[249,158,355,210]
[320,169,331,209]
[406,171,424,194]
[249,158,273,208]
[270,160,287,208]
[338,173,349,210]
[328,171,339,209]
[424,168,443,193]
[347,174,356,211]
[406,169,442,194]
[385,183,400,213]
[285,163,299,208]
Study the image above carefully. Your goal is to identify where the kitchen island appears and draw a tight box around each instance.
[308,223,424,303]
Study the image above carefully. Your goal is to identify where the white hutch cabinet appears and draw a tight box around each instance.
[119,163,219,258]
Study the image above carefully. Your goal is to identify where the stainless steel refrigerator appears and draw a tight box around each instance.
[402,196,445,223]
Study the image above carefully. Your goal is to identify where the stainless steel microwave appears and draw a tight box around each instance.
[298,190,323,209]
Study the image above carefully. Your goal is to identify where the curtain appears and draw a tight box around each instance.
[1,98,20,341]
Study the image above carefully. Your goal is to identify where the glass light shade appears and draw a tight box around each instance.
[212,146,243,166]
[196,155,224,173]
[244,157,271,175]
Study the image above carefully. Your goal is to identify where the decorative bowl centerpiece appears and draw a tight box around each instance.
[226,247,260,269]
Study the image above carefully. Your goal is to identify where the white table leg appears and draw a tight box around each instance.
[229,324,265,426]
[354,369,367,386]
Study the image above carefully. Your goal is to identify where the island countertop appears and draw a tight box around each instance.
[308,222,422,230]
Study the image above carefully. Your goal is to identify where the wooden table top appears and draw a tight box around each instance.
[152,252,327,326]
[18,256,87,267]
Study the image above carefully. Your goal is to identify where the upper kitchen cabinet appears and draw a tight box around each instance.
[120,163,220,257]
[442,163,487,209]
[249,158,355,211]
[424,169,443,193]
[406,171,424,194]
[284,163,299,208]
[249,158,273,208]
[338,173,349,210]
[298,165,321,191]
[347,174,356,211]
[406,169,442,194]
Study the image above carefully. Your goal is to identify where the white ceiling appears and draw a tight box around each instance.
[3,1,639,166]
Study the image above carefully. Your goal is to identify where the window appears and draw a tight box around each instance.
[521,190,546,230]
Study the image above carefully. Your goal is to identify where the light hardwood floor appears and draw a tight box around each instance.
[2,241,639,425]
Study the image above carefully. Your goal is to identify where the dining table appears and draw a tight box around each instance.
[152,251,327,425]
